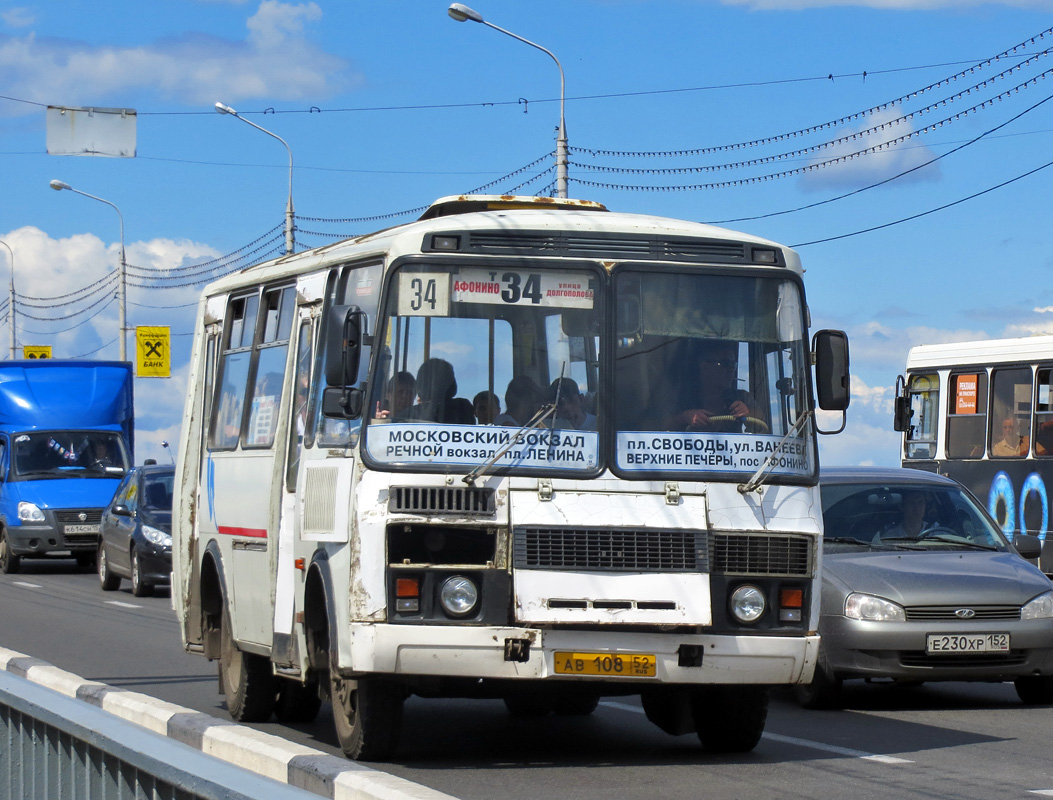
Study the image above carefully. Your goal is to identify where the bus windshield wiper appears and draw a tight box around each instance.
[738,410,812,494]
[462,403,558,486]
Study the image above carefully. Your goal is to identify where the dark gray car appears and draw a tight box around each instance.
[798,466,1053,708]
[97,464,174,597]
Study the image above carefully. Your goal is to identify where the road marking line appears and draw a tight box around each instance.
[599,701,914,764]
[105,601,142,609]
[12,581,42,589]
[1028,791,1053,796]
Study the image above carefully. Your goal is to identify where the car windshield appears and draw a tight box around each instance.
[142,472,174,510]
[819,480,1010,552]
[11,430,129,479]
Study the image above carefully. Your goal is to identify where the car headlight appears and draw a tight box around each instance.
[142,524,172,548]
[439,576,479,617]
[845,592,905,622]
[730,584,766,624]
[1022,591,1053,620]
[17,502,45,523]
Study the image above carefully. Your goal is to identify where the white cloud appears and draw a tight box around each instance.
[1,7,34,28]
[0,1,354,112]
[798,106,941,192]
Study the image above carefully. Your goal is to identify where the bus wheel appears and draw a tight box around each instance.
[1015,675,1053,705]
[503,693,556,716]
[330,672,404,761]
[692,686,769,752]
[554,693,600,716]
[0,528,21,575]
[219,611,276,722]
[794,645,843,710]
[275,676,322,723]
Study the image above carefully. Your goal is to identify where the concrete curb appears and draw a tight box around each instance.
[0,646,456,800]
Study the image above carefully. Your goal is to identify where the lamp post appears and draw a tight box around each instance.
[0,239,14,359]
[215,102,296,255]
[49,180,128,361]
[447,3,568,199]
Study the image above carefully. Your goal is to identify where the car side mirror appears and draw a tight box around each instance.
[112,504,134,518]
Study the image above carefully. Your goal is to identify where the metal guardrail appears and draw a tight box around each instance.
[0,647,457,800]
[0,669,317,800]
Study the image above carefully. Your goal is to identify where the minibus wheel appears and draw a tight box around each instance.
[219,610,276,722]
[692,685,769,752]
[330,671,404,761]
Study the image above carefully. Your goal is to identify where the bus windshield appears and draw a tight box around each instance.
[362,262,813,480]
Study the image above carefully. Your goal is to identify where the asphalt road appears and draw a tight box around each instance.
[2,558,1052,800]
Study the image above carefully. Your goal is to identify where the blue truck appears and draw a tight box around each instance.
[0,360,134,574]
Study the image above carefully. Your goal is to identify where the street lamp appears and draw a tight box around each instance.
[448,3,568,199]
[215,102,296,255]
[0,239,14,359]
[49,179,128,362]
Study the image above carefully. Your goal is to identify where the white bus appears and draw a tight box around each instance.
[173,195,850,760]
[896,335,1052,572]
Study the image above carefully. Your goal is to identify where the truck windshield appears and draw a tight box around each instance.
[612,270,814,480]
[11,431,129,479]
[363,262,602,475]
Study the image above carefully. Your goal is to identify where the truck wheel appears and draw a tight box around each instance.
[1015,675,1053,705]
[275,677,322,723]
[98,542,120,591]
[130,547,152,597]
[330,671,404,761]
[219,611,276,722]
[692,686,769,752]
[795,645,843,710]
[0,528,20,575]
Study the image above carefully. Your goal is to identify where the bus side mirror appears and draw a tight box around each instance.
[324,305,363,387]
[813,329,850,411]
[893,376,914,432]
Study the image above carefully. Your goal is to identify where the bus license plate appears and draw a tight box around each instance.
[926,633,1009,654]
[554,652,656,678]
[65,524,99,534]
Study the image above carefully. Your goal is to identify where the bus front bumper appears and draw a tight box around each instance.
[342,625,819,686]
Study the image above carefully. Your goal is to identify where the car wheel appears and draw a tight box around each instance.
[98,542,120,591]
[218,610,276,722]
[1015,675,1053,705]
[330,671,404,761]
[692,685,769,752]
[130,547,152,597]
[795,644,843,710]
[0,528,20,575]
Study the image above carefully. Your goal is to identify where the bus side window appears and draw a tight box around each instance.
[904,373,938,460]
[988,367,1031,459]
[1035,368,1053,456]
[946,372,987,459]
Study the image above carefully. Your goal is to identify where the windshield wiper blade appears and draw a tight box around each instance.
[462,403,558,486]
[738,410,812,494]
[824,537,873,546]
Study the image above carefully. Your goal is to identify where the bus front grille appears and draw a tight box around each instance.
[710,533,812,576]
[389,486,496,516]
[514,527,707,572]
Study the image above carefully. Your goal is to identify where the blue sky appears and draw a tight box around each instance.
[2,0,1052,465]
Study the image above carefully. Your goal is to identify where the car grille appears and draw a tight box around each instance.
[900,652,1028,668]
[905,605,1021,621]
[710,533,812,576]
[514,527,707,572]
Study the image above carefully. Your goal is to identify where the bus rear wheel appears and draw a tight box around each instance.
[219,611,276,722]
[330,671,404,761]
[692,686,769,752]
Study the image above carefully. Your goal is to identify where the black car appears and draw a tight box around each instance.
[98,464,174,596]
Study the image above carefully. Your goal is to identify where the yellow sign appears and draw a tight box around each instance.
[136,326,170,377]
[23,346,52,359]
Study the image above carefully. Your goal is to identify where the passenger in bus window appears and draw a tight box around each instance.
[992,416,1028,457]
[549,378,597,431]
[665,339,762,433]
[397,359,474,424]
[494,376,544,427]
[473,390,501,424]
[376,371,416,419]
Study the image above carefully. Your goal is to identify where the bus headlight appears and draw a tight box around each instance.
[18,502,45,523]
[439,576,478,618]
[730,585,766,624]
[845,592,905,622]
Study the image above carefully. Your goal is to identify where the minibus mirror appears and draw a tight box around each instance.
[893,394,914,433]
[324,304,364,387]
[813,329,850,411]
[322,386,364,419]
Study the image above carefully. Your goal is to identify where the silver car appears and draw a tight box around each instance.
[798,466,1053,708]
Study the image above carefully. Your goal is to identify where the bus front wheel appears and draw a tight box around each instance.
[330,671,404,762]
[692,686,769,752]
